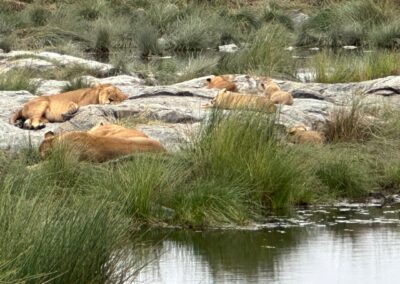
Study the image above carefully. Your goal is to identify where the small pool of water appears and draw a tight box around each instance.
[134,203,400,284]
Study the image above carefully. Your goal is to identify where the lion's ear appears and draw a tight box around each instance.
[287,128,296,134]
[206,78,212,82]
[99,122,104,126]
[44,131,55,139]
[260,83,265,89]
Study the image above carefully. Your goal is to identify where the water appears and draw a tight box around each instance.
[134,203,400,284]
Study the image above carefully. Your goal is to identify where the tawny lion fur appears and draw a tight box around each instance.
[87,123,148,139]
[10,84,128,130]
[211,89,276,112]
[259,78,293,106]
[39,131,165,162]
[206,75,237,92]
[287,126,324,144]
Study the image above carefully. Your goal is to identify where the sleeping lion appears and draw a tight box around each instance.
[39,130,165,162]
[10,84,128,130]
[211,89,276,112]
[87,122,149,139]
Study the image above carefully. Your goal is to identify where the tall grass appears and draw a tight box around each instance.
[61,77,93,92]
[312,50,400,83]
[324,99,381,143]
[297,0,388,47]
[0,152,136,283]
[186,110,308,209]
[217,25,294,76]
[0,70,38,94]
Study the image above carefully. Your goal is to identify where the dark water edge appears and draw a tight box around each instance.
[133,202,400,284]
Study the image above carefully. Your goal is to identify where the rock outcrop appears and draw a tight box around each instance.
[1,51,400,151]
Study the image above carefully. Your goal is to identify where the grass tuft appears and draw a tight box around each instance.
[0,70,38,94]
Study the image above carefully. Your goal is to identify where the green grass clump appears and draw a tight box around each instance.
[61,77,92,92]
[312,50,400,83]
[217,25,294,77]
[297,0,388,47]
[187,110,308,210]
[324,99,381,143]
[0,70,38,94]
[169,14,219,52]
[0,152,136,283]
[315,159,367,198]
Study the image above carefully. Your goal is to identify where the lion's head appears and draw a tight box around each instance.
[96,84,128,104]
[39,131,56,158]
[287,125,308,135]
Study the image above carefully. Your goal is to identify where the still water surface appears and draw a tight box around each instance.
[136,203,400,284]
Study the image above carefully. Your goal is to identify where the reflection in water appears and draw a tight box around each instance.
[135,205,400,284]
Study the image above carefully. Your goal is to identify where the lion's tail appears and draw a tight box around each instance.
[9,108,23,125]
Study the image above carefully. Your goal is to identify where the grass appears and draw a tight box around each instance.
[312,50,400,83]
[0,70,38,94]
[0,156,137,283]
[217,24,294,77]
[2,105,400,281]
[1,0,400,84]
[324,99,382,143]
[61,77,93,92]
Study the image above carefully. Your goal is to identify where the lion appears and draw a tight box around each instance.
[258,78,281,95]
[287,125,324,145]
[210,89,276,112]
[259,79,293,105]
[10,84,128,130]
[206,75,237,92]
[87,123,148,139]
[39,131,165,162]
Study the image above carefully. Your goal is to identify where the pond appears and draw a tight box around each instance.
[135,201,400,284]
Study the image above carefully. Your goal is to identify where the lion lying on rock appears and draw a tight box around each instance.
[39,126,165,162]
[87,122,149,139]
[287,125,324,145]
[10,84,128,130]
[206,75,237,92]
[210,89,276,112]
[259,79,293,106]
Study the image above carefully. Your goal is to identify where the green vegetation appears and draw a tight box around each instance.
[1,0,399,84]
[312,50,400,83]
[61,77,93,92]
[0,70,38,94]
[2,103,400,281]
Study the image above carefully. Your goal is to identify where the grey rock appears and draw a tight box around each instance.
[35,79,69,95]
[0,58,55,74]
[290,12,310,27]
[218,44,239,53]
[0,50,116,76]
